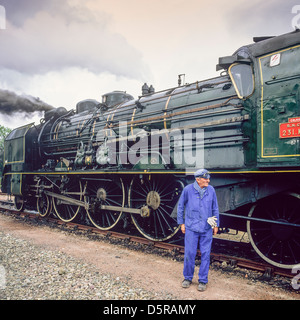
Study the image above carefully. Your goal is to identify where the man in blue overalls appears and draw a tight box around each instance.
[177,169,219,291]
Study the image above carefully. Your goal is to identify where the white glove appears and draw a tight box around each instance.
[207,216,217,228]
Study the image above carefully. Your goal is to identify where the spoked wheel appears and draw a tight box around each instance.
[52,180,83,222]
[36,179,52,217]
[247,192,300,269]
[84,178,125,230]
[128,175,183,241]
[14,195,24,211]
[37,193,52,217]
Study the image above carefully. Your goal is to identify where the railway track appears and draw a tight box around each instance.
[0,199,295,281]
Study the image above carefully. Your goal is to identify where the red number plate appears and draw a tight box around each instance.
[279,122,300,138]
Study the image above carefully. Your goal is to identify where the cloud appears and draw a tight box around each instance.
[1,0,52,27]
[225,0,298,37]
[0,0,297,130]
[0,0,149,80]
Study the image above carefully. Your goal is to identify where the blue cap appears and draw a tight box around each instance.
[194,169,210,179]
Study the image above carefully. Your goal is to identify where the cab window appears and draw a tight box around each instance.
[229,64,254,99]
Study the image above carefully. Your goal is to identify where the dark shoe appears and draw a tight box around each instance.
[198,282,207,291]
[182,279,192,288]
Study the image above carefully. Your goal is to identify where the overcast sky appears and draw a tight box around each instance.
[0,0,299,128]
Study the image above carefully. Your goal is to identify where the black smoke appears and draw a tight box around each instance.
[0,89,54,116]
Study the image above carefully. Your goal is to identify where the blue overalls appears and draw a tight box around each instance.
[177,183,219,283]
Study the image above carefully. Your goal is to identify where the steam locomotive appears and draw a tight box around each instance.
[2,30,300,269]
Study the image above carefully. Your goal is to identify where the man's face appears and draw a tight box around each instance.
[196,177,210,189]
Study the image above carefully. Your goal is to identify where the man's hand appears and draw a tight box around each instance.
[207,216,217,228]
[213,227,218,235]
[181,224,185,234]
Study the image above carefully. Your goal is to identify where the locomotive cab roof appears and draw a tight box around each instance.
[217,29,300,71]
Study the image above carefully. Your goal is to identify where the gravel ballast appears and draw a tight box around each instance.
[0,231,175,300]
[0,211,298,301]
